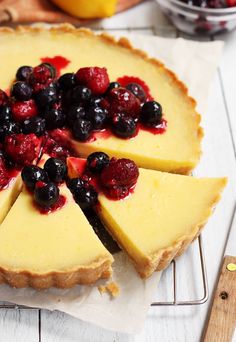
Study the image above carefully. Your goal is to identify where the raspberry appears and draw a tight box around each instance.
[76,67,110,95]
[11,99,38,122]
[0,89,8,107]
[0,154,9,189]
[107,87,141,119]
[32,65,51,84]
[4,133,40,166]
[101,158,139,189]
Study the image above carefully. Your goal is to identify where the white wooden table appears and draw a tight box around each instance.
[1,1,236,341]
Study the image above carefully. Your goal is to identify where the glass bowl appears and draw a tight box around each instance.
[156,0,236,35]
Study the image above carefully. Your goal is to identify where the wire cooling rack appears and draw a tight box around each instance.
[0,25,208,309]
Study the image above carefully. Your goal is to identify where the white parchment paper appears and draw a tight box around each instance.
[0,33,224,334]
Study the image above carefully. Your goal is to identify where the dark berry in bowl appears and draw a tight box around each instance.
[44,157,67,183]
[66,105,86,127]
[0,89,8,107]
[87,152,110,174]
[140,101,162,127]
[76,67,110,95]
[21,165,49,190]
[126,83,147,103]
[67,177,85,195]
[112,115,137,138]
[73,184,98,210]
[70,86,92,104]
[58,73,76,90]
[11,82,32,101]
[35,84,57,108]
[22,117,46,136]
[11,99,38,122]
[16,66,33,81]
[72,118,92,142]
[43,108,66,130]
[34,182,59,208]
[86,106,108,130]
[0,106,12,123]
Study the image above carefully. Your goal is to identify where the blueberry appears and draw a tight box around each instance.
[89,96,103,107]
[11,82,33,101]
[112,115,137,138]
[35,84,57,108]
[0,121,21,142]
[34,182,59,208]
[107,82,120,92]
[43,108,66,130]
[87,152,110,174]
[58,73,76,90]
[0,106,12,123]
[40,63,56,78]
[66,105,86,127]
[71,86,92,104]
[22,117,45,136]
[73,184,98,210]
[72,118,92,141]
[44,157,67,183]
[126,83,147,103]
[21,165,49,190]
[140,101,162,127]
[16,66,33,81]
[86,106,107,130]
[67,178,85,195]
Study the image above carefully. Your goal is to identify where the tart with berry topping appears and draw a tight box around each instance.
[67,155,226,278]
[0,24,202,174]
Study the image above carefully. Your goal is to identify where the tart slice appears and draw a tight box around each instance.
[0,24,202,174]
[0,160,113,289]
[67,156,226,278]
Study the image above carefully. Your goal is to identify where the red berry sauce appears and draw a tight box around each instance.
[40,56,70,77]
[37,194,67,215]
[140,118,167,135]
[117,76,154,102]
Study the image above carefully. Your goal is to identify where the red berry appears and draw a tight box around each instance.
[101,158,139,189]
[0,156,9,189]
[226,0,236,6]
[0,89,8,106]
[76,67,110,95]
[107,87,141,119]
[32,65,51,84]
[4,133,40,166]
[11,99,38,122]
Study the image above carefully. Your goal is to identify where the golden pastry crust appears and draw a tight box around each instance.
[0,24,203,175]
[99,177,227,278]
[0,256,113,289]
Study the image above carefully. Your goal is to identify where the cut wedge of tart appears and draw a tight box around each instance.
[0,156,113,289]
[67,156,226,278]
[0,24,202,174]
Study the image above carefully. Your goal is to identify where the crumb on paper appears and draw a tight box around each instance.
[98,281,120,298]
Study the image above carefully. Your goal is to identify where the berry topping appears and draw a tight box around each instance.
[32,64,52,84]
[66,106,86,127]
[40,63,56,79]
[73,183,98,210]
[107,82,121,92]
[0,121,21,143]
[34,182,59,208]
[108,87,141,119]
[58,73,76,90]
[140,101,163,127]
[126,83,147,103]
[76,67,109,95]
[0,106,12,123]
[67,177,85,195]
[101,158,139,189]
[11,99,38,122]
[11,81,32,101]
[43,108,66,130]
[22,117,46,136]
[72,118,92,142]
[21,165,49,190]
[44,157,67,183]
[0,89,8,107]
[87,152,110,174]
[70,85,92,104]
[4,133,40,166]
[86,106,108,130]
[112,115,137,138]
[16,66,33,81]
[0,152,9,190]
[35,84,57,108]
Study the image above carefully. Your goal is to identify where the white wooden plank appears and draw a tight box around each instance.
[0,309,39,342]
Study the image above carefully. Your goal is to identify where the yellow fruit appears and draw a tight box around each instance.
[51,0,117,19]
